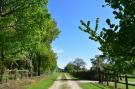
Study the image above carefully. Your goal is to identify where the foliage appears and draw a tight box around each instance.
[0,60,5,83]
[73,58,86,71]
[91,55,106,72]
[79,0,135,74]
[0,0,60,79]
[39,49,58,72]
[65,58,86,72]
[71,71,91,80]
[65,62,75,72]
[90,55,112,83]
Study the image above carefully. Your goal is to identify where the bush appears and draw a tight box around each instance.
[0,61,5,83]
[70,70,98,80]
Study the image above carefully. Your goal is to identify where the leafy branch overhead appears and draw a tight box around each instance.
[79,0,135,73]
[79,18,99,41]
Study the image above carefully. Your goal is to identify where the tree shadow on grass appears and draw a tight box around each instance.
[90,83,114,89]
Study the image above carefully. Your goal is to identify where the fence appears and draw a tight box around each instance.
[114,75,135,89]
[0,69,29,84]
[103,73,135,89]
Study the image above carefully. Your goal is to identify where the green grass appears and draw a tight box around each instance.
[66,73,78,80]
[80,83,111,89]
[109,82,135,89]
[128,78,135,82]
[61,73,66,79]
[26,73,58,89]
[119,77,135,82]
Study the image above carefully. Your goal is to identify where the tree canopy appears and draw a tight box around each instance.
[0,0,60,79]
[65,58,86,72]
[79,0,135,73]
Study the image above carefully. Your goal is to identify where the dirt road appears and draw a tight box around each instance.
[49,73,82,89]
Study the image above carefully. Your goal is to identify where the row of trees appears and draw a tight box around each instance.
[79,0,135,74]
[0,0,60,82]
[64,58,86,72]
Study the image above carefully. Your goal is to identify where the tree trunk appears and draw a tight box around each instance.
[33,59,38,76]
[37,59,41,76]
[0,1,3,14]
[98,68,102,83]
[29,53,33,77]
[0,49,5,83]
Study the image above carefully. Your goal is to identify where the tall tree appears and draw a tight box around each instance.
[0,0,60,79]
[65,62,75,72]
[91,55,107,83]
[73,58,86,71]
[79,0,135,73]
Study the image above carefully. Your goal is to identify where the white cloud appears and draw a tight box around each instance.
[52,47,64,54]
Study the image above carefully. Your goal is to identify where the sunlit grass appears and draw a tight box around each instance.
[26,73,58,89]
[80,83,111,89]
[109,82,135,89]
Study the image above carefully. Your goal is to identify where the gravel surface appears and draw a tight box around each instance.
[49,73,82,89]
[49,76,63,89]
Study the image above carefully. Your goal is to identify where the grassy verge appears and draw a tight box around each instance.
[66,73,78,80]
[26,73,58,89]
[109,82,135,89]
[80,83,111,89]
[120,78,135,82]
[80,81,135,89]
[61,73,66,79]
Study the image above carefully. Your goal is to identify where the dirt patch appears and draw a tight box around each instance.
[60,83,71,89]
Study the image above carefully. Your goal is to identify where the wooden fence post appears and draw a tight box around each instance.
[125,75,128,89]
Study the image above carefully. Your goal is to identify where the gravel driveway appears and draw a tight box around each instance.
[49,73,82,89]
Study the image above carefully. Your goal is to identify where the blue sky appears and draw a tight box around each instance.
[48,0,117,69]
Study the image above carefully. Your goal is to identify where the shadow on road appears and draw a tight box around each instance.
[56,79,79,81]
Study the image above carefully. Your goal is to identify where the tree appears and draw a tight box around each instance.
[91,55,107,83]
[73,58,86,72]
[91,55,105,72]
[79,0,135,74]
[0,0,48,17]
[0,0,60,79]
[65,62,75,72]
